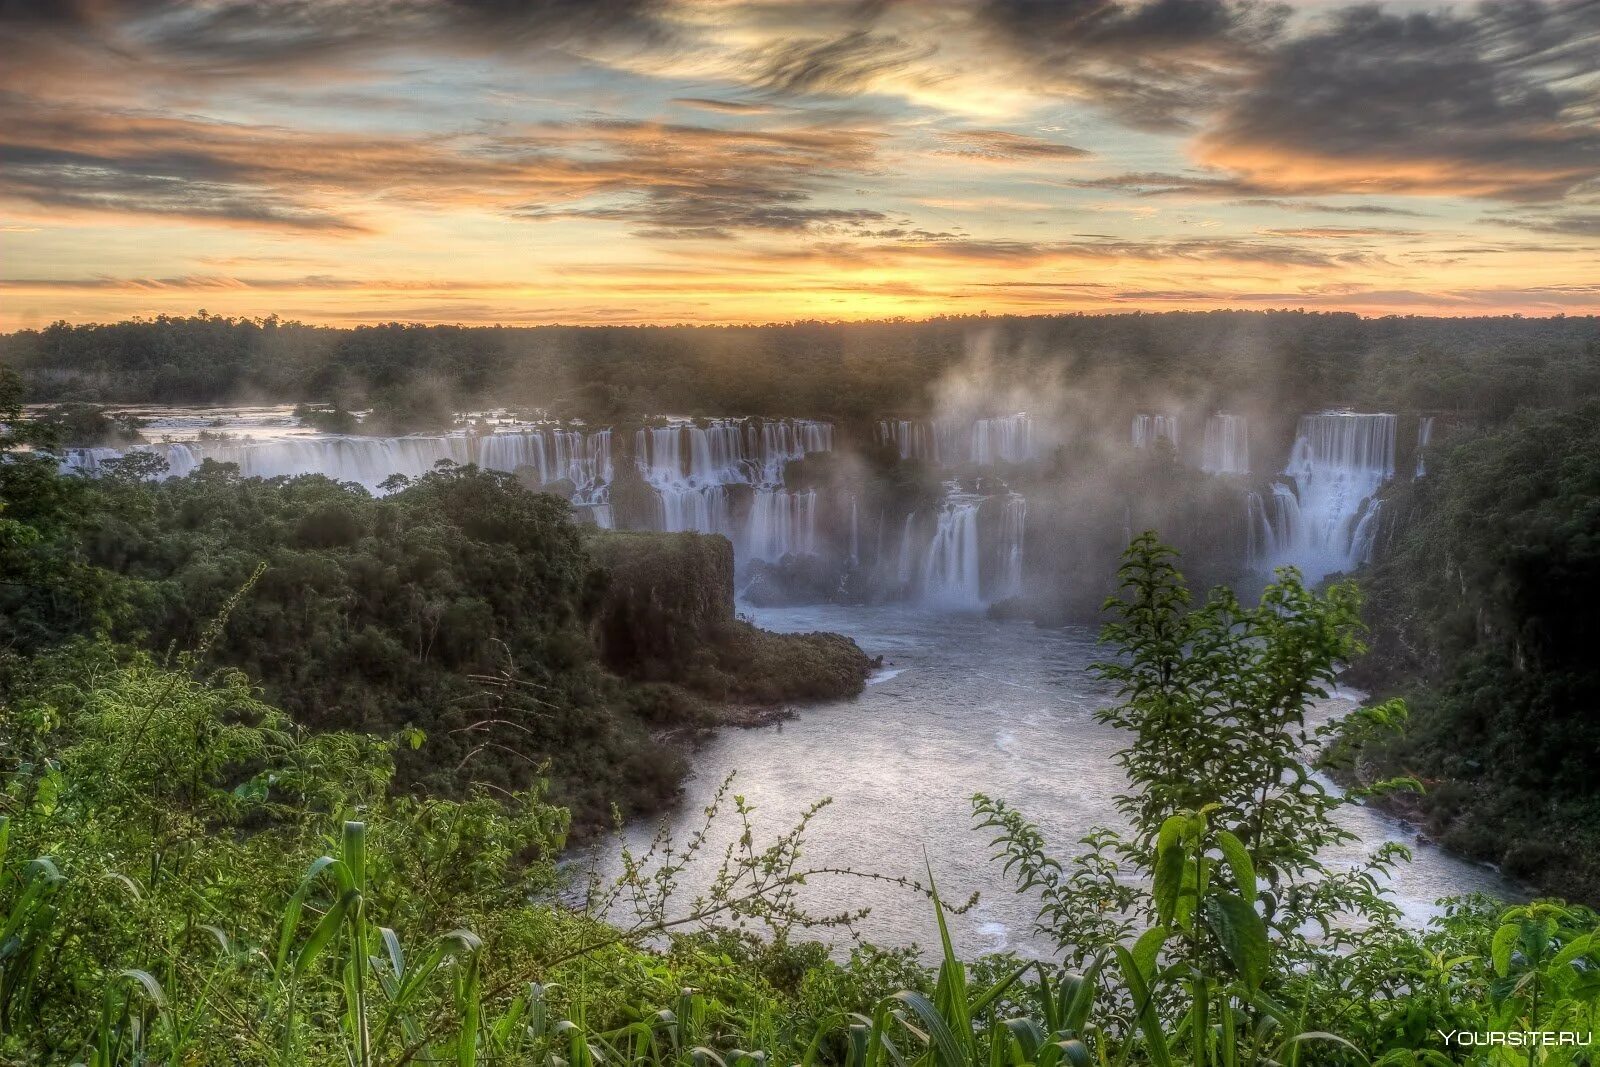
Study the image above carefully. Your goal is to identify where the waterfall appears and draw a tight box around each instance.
[848,495,860,565]
[878,419,941,464]
[1256,412,1396,581]
[632,418,833,558]
[64,428,619,497]
[1132,414,1179,449]
[895,512,919,587]
[58,447,129,475]
[996,494,1026,599]
[1414,416,1434,478]
[1201,414,1249,474]
[970,414,1036,465]
[920,500,982,609]
[744,488,818,562]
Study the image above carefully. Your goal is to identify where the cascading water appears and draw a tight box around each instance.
[848,495,860,565]
[66,428,618,496]
[632,418,833,559]
[1414,416,1434,478]
[1201,414,1249,474]
[896,512,920,588]
[970,414,1036,465]
[996,495,1026,600]
[1132,414,1179,449]
[919,499,982,609]
[878,419,941,464]
[58,407,1035,609]
[744,489,818,562]
[1254,412,1396,581]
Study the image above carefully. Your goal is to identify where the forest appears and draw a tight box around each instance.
[5,312,1598,428]
[4,312,1600,1063]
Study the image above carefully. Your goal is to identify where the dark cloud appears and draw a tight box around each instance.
[973,0,1289,130]
[1258,227,1423,240]
[938,129,1090,163]
[1196,0,1600,201]
[1486,212,1600,238]
[0,0,671,85]
[0,96,886,238]
[1060,170,1270,198]
[671,97,777,114]
[503,120,885,238]
[745,234,1364,269]
[1232,199,1433,218]
[746,29,933,97]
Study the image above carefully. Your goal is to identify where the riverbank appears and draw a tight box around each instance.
[592,602,1514,956]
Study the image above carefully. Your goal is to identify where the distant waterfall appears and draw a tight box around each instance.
[970,414,1036,465]
[745,489,818,562]
[1201,415,1249,474]
[1132,414,1179,449]
[63,429,619,491]
[996,494,1026,599]
[896,513,920,587]
[633,418,833,559]
[878,419,941,463]
[848,495,860,565]
[1254,412,1396,580]
[1414,416,1435,478]
[920,500,982,608]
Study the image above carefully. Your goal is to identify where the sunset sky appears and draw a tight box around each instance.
[2,0,1598,329]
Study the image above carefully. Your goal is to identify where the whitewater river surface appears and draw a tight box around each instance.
[588,603,1514,960]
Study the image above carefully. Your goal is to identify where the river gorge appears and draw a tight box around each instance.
[51,402,1509,950]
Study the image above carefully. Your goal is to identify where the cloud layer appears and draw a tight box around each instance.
[2,0,1598,326]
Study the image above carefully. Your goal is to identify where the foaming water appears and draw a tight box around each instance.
[592,604,1514,958]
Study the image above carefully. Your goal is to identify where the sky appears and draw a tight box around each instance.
[1,0,1598,329]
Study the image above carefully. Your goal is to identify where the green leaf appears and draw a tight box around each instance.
[1215,830,1256,902]
[1552,933,1595,970]
[1130,926,1169,980]
[1207,894,1269,990]
[294,888,357,979]
[1491,923,1519,977]
[1153,826,1187,926]
[1112,945,1174,1067]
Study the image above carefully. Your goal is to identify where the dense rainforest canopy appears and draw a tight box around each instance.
[6,311,1598,426]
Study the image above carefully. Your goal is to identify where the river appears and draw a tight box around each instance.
[593,602,1513,959]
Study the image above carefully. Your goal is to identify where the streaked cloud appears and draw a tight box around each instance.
[2,0,1597,328]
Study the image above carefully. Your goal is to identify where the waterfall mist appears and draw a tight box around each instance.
[56,325,1443,618]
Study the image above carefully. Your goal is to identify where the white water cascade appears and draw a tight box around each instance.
[1252,412,1396,581]
[919,499,983,609]
[1132,414,1179,449]
[1414,416,1435,478]
[878,419,943,463]
[1201,415,1249,475]
[632,418,834,559]
[996,494,1027,600]
[970,414,1036,465]
[62,429,614,494]
[744,489,819,562]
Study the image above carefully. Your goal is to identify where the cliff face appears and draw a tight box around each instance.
[585,529,872,704]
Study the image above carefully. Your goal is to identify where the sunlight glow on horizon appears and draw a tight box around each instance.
[3,0,1597,329]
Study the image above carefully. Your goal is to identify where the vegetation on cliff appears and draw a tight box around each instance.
[0,376,869,831]
[2,534,1595,1063]
[1355,403,1600,901]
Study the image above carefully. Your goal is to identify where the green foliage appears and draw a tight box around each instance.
[1358,404,1600,900]
[6,313,1597,426]
[2,440,869,831]
[3,532,1600,1063]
